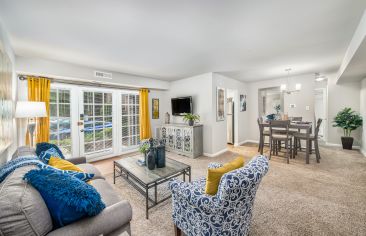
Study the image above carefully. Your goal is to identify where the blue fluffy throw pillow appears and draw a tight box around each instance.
[24,168,105,228]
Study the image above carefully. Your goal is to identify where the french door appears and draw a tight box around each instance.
[79,90,115,158]
[50,83,140,161]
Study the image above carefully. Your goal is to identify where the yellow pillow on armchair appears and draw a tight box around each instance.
[48,157,83,172]
[205,156,244,195]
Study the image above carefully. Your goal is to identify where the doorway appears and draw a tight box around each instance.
[226,89,238,146]
[314,88,327,142]
[49,83,140,162]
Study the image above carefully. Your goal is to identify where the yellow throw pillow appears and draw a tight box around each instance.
[48,157,83,172]
[205,156,244,195]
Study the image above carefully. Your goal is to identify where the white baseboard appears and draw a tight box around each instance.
[233,140,259,147]
[325,142,360,149]
[204,148,228,157]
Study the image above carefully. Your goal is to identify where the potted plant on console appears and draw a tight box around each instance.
[183,113,200,126]
[333,107,363,150]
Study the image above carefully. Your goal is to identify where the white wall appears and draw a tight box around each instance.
[149,90,169,138]
[212,73,249,154]
[16,56,170,90]
[327,73,361,146]
[247,74,315,141]
[0,21,17,165]
[360,78,366,156]
[165,73,214,154]
[165,72,249,156]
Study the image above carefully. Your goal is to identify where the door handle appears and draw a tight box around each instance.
[77,121,84,126]
[80,129,84,133]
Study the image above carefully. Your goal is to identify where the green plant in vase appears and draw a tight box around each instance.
[183,113,200,126]
[138,142,150,165]
[333,107,363,150]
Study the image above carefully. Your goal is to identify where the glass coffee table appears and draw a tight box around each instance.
[113,155,191,219]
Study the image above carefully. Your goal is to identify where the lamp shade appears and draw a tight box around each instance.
[15,101,47,118]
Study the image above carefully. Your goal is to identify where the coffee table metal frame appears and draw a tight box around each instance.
[113,158,191,219]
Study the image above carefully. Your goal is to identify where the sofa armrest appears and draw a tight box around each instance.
[67,156,86,165]
[47,200,132,236]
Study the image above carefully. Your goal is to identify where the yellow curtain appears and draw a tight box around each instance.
[139,88,152,139]
[26,77,51,145]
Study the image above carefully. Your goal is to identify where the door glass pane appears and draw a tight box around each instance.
[49,89,72,157]
[121,92,140,150]
[83,91,113,154]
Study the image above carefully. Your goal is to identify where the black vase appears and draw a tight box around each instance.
[147,148,155,170]
[341,136,353,150]
[146,138,156,170]
[156,145,166,168]
[188,120,194,126]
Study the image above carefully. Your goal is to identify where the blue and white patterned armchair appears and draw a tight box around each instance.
[169,155,269,236]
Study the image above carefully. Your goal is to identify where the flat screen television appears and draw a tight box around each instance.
[171,96,192,116]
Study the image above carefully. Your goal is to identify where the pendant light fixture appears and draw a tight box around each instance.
[280,68,301,94]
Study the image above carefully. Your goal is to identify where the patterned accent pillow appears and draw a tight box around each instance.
[39,164,94,182]
[39,148,62,164]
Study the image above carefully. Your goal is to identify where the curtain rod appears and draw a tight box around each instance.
[18,74,152,92]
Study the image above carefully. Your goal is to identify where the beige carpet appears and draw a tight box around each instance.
[104,144,366,236]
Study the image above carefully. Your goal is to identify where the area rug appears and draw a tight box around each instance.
[104,145,366,236]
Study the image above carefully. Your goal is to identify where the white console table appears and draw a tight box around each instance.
[159,124,203,158]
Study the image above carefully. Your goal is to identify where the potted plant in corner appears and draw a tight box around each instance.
[183,113,200,126]
[333,107,363,150]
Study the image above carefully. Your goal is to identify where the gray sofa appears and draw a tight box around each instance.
[0,146,132,236]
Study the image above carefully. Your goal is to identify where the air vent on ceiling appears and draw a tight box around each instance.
[94,71,112,79]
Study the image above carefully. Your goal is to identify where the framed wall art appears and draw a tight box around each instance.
[240,94,247,112]
[152,98,159,119]
[216,87,225,121]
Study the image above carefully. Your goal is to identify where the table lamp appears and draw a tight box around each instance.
[15,101,47,147]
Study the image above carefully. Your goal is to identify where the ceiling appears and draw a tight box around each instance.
[0,0,365,82]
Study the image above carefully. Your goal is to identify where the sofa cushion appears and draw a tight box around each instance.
[11,146,37,160]
[78,163,104,180]
[0,165,53,236]
[91,179,121,206]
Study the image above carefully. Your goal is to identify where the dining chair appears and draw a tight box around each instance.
[293,118,322,163]
[289,116,303,151]
[269,120,293,164]
[257,117,269,154]
[290,117,303,122]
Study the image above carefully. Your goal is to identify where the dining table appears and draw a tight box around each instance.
[259,121,313,164]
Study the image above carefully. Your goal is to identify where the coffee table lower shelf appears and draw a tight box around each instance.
[113,162,191,219]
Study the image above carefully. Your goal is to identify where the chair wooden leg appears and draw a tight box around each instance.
[290,139,293,159]
[174,224,182,236]
[315,140,320,163]
[309,140,312,154]
[285,140,289,164]
[298,139,302,151]
[258,135,261,152]
[269,139,272,159]
[293,138,297,158]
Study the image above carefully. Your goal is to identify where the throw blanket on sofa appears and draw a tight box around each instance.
[0,156,95,183]
[0,156,43,183]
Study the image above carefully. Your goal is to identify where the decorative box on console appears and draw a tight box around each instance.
[159,124,203,158]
